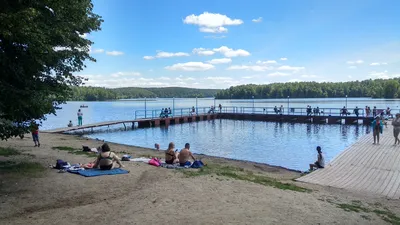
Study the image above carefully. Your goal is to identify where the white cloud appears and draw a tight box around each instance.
[280,58,288,61]
[256,60,277,64]
[165,62,215,71]
[158,77,171,81]
[183,12,243,33]
[368,70,396,79]
[156,51,190,58]
[208,58,232,64]
[204,35,226,39]
[268,72,290,77]
[143,56,154,60]
[252,17,262,23]
[301,74,319,78]
[192,48,215,56]
[91,48,105,54]
[111,72,141,78]
[277,65,305,72]
[348,66,357,69]
[370,62,388,66]
[213,46,250,57]
[206,76,233,81]
[106,51,124,56]
[175,76,195,81]
[144,51,190,59]
[227,65,272,72]
[199,26,228,33]
[288,79,302,82]
[346,60,364,64]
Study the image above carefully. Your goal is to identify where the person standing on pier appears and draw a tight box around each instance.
[392,114,400,145]
[372,116,384,145]
[373,106,377,117]
[354,107,359,117]
[280,105,284,115]
[77,109,83,126]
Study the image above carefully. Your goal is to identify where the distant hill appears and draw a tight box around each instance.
[69,86,220,101]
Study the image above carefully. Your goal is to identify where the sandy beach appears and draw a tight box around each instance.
[1,133,400,225]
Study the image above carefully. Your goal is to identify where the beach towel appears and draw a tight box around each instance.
[160,163,191,169]
[129,157,151,163]
[68,168,129,177]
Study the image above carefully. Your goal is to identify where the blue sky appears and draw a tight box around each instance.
[80,0,400,89]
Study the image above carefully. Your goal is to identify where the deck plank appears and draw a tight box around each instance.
[297,124,400,199]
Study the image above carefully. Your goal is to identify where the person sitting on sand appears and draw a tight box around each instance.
[165,142,179,164]
[309,146,325,171]
[93,143,124,170]
[178,143,196,166]
[67,120,73,127]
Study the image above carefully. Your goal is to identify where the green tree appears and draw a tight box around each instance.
[384,80,399,98]
[0,0,103,139]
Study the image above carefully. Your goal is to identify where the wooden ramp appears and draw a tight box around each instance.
[297,125,400,199]
[42,120,144,133]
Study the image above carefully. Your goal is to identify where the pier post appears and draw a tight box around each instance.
[154,119,160,127]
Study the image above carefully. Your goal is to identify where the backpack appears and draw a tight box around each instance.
[55,159,69,169]
[191,160,204,169]
[149,158,161,167]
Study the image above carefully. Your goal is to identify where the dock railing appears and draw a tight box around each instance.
[134,106,396,120]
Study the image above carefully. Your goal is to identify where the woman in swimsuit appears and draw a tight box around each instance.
[165,142,179,164]
[93,143,124,170]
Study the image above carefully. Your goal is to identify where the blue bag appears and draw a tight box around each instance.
[191,160,204,168]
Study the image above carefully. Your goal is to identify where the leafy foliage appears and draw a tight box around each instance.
[0,0,103,139]
[215,78,400,99]
[69,86,220,101]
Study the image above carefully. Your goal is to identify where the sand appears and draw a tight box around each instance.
[1,133,400,225]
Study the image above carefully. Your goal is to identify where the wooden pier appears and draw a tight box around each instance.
[297,125,400,199]
[42,114,217,133]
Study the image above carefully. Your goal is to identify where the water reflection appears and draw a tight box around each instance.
[86,120,368,171]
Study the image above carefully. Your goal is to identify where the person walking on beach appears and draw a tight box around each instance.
[31,121,40,147]
[372,116,384,145]
[309,146,325,171]
[77,109,83,126]
[392,114,400,145]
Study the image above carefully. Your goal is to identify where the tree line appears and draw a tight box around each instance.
[69,86,220,101]
[215,78,400,99]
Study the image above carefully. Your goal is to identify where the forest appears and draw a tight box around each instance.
[215,78,400,99]
[69,87,219,101]
[69,78,400,101]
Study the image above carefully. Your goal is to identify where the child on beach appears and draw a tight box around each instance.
[31,121,40,147]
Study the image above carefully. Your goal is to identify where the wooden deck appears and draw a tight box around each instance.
[297,124,400,199]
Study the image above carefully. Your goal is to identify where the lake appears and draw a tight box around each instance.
[85,120,369,171]
[41,98,398,171]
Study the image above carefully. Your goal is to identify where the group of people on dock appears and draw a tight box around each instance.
[160,108,172,118]
[66,109,84,127]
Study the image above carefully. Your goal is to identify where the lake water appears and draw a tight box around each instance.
[85,120,369,171]
[41,98,398,171]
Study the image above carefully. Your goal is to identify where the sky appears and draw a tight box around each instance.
[79,0,400,89]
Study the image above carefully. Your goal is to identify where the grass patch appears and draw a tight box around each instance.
[52,146,96,157]
[181,164,310,193]
[0,147,21,156]
[0,161,45,176]
[327,200,400,224]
